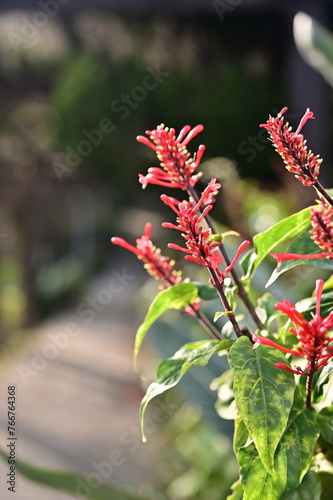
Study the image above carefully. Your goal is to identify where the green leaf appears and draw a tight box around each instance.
[234,417,249,455]
[134,283,198,373]
[323,273,333,291]
[256,293,279,325]
[239,441,280,500]
[280,409,320,494]
[240,207,311,285]
[226,283,238,312]
[0,449,148,500]
[296,291,333,321]
[294,12,333,88]
[266,227,333,287]
[238,408,320,500]
[240,249,257,283]
[317,471,333,500]
[226,479,244,500]
[284,470,322,500]
[293,381,307,411]
[214,311,224,322]
[214,310,235,321]
[228,336,295,474]
[278,318,293,345]
[140,339,233,441]
[317,406,333,444]
[222,319,237,339]
[312,362,333,404]
[192,282,219,301]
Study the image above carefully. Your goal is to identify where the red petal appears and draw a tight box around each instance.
[136,135,157,150]
[111,237,139,255]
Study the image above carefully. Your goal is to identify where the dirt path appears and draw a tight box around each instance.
[0,263,161,500]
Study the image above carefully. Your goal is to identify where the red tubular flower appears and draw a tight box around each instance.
[111,223,182,287]
[271,251,332,267]
[161,179,250,281]
[111,223,201,315]
[253,279,333,376]
[260,107,322,186]
[137,124,205,190]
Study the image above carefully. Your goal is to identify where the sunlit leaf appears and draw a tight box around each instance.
[240,249,257,284]
[233,417,249,456]
[140,339,233,441]
[266,227,333,287]
[228,336,295,474]
[238,408,319,500]
[240,207,311,285]
[222,319,239,339]
[134,283,198,374]
[256,293,278,325]
[296,291,333,321]
[226,479,243,500]
[214,310,233,322]
[294,12,333,88]
[323,273,333,291]
[278,318,293,345]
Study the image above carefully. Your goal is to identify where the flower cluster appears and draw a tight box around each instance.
[260,107,322,186]
[111,223,182,288]
[111,223,201,316]
[253,279,333,376]
[137,124,205,190]
[310,199,333,256]
[161,179,250,282]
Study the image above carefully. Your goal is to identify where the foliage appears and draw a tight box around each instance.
[159,401,238,500]
[112,94,333,497]
[50,51,278,192]
[240,207,312,285]
[5,11,333,500]
[110,34,333,493]
[139,339,232,441]
[134,283,199,374]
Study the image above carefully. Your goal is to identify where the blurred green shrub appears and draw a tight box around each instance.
[158,400,238,500]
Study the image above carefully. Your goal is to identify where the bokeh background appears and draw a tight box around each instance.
[0,1,333,499]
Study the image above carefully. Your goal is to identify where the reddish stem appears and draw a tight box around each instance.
[314,180,333,208]
[208,266,242,338]
[305,366,315,409]
[187,185,263,331]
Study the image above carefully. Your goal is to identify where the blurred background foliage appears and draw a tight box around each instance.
[0,6,315,335]
[1,3,333,498]
[158,400,238,500]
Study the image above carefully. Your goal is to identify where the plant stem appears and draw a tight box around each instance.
[188,185,264,331]
[163,275,221,341]
[305,363,315,408]
[190,306,221,340]
[208,266,242,338]
[314,180,333,207]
